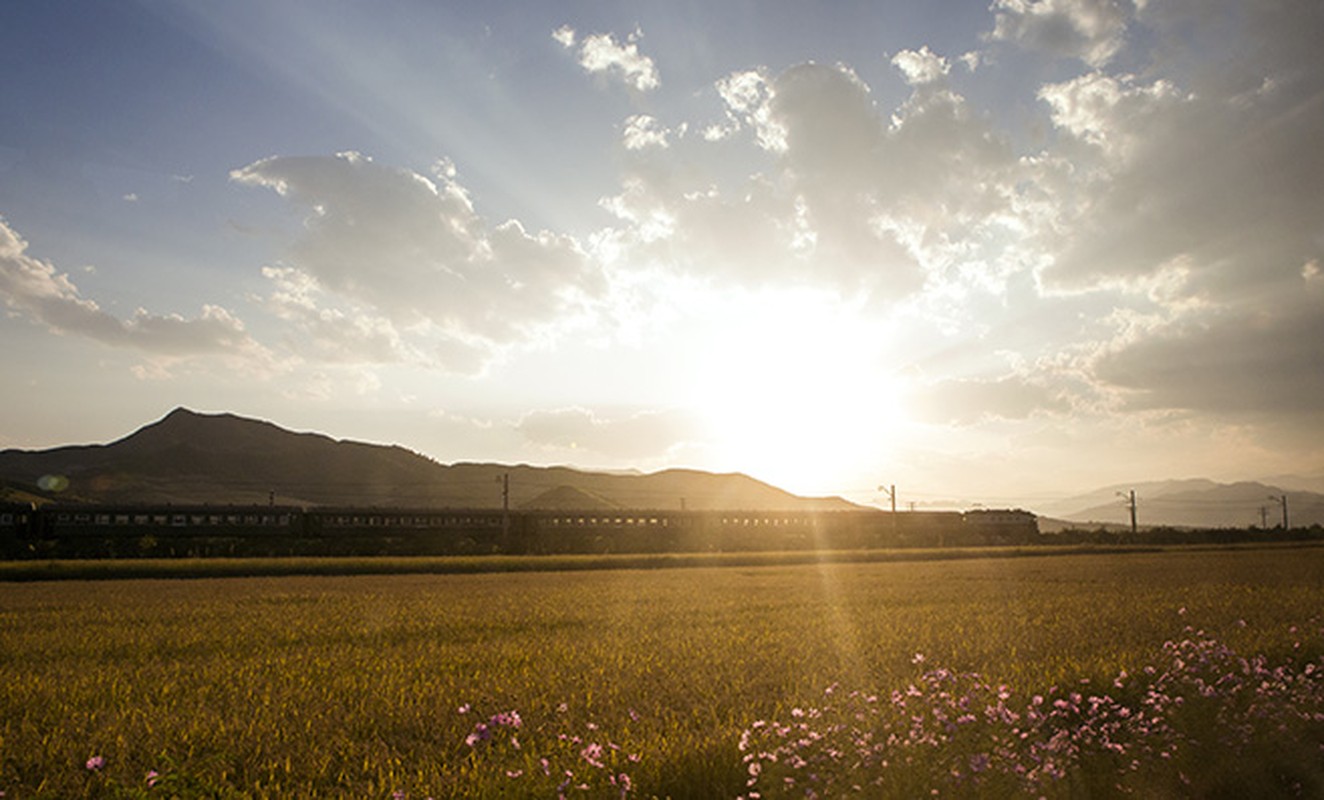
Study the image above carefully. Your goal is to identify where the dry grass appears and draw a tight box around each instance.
[0,546,1321,797]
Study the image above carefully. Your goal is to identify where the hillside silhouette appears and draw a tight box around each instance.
[0,408,860,511]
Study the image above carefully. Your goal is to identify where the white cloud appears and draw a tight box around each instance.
[1037,71,1183,164]
[602,61,1021,301]
[232,151,604,371]
[988,0,1134,67]
[0,216,274,369]
[556,26,659,92]
[891,47,950,86]
[621,115,670,150]
[259,265,420,365]
[550,25,576,49]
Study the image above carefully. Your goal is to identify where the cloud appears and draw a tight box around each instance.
[909,375,1071,425]
[621,115,671,150]
[987,0,1134,66]
[891,47,951,86]
[0,216,273,367]
[554,25,659,92]
[232,152,604,370]
[601,60,1021,303]
[996,2,1324,433]
[259,265,420,365]
[1032,3,1324,302]
[518,406,703,460]
[1093,296,1324,418]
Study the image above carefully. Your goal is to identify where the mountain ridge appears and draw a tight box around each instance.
[0,408,860,512]
[1050,479,1324,529]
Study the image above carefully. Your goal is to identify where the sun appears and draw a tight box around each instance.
[685,289,906,496]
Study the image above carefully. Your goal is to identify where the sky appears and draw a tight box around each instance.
[2,0,1323,510]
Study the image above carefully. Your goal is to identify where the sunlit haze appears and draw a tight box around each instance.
[2,1,1322,509]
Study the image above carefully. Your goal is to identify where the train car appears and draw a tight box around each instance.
[959,509,1039,545]
[31,503,303,558]
[301,506,513,555]
[0,502,37,558]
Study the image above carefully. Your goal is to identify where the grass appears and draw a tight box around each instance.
[0,545,1321,797]
[0,541,1303,582]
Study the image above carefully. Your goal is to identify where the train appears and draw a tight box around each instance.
[0,501,1039,559]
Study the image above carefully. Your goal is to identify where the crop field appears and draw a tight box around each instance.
[1,545,1323,798]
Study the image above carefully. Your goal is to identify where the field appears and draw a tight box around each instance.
[1,545,1322,798]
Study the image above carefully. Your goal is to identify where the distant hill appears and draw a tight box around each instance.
[1047,479,1324,529]
[520,485,620,511]
[0,408,861,512]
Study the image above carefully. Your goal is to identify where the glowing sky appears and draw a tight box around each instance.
[3,0,1322,509]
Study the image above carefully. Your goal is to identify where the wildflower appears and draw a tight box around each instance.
[457,703,471,715]
[464,722,491,747]
[145,769,160,787]
[582,742,606,768]
[85,755,105,771]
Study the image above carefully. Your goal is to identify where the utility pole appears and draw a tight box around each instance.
[1259,505,1269,529]
[1269,494,1289,530]
[1117,489,1137,536]
[879,484,897,514]
[498,472,510,542]
[879,484,897,540]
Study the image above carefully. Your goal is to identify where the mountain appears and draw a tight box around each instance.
[1033,479,1221,520]
[520,485,620,511]
[1051,479,1324,529]
[1257,472,1324,495]
[0,408,860,512]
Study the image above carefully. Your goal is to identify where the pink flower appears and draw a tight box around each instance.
[146,769,160,787]
[85,755,105,771]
